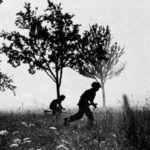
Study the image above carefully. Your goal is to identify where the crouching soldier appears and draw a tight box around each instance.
[64,82,101,127]
[50,95,66,120]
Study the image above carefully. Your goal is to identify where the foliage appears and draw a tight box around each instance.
[1,104,150,150]
[71,24,125,107]
[0,0,16,94]
[73,24,125,82]
[0,69,16,95]
[72,24,108,77]
[74,24,125,82]
[120,95,150,149]
[0,0,80,98]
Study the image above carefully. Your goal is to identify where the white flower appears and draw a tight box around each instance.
[9,143,19,148]
[13,138,21,144]
[99,141,106,147]
[23,137,31,141]
[0,130,8,135]
[29,123,35,127]
[21,137,31,144]
[22,140,31,144]
[56,144,69,150]
[61,139,69,145]
[112,133,117,138]
[21,121,28,127]
[12,131,19,135]
[49,127,57,130]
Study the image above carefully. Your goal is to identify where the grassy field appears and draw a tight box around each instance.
[0,97,150,150]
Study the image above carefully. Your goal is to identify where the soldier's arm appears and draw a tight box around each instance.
[89,94,97,108]
[59,103,65,110]
[90,100,97,107]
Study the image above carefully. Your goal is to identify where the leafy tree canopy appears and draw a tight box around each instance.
[72,24,108,77]
[0,0,81,98]
[0,0,16,94]
[0,68,16,95]
[70,24,125,107]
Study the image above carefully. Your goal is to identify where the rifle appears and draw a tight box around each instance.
[44,109,68,115]
[89,103,98,112]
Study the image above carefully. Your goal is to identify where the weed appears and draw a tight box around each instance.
[0,101,150,149]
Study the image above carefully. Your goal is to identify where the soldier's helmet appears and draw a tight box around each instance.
[91,82,101,89]
[60,95,66,101]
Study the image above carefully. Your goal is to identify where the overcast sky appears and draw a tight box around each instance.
[0,0,150,111]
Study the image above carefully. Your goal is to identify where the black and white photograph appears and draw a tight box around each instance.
[0,0,150,149]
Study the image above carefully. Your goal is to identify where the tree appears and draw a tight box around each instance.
[72,24,125,107]
[0,66,16,95]
[0,0,16,95]
[0,0,80,99]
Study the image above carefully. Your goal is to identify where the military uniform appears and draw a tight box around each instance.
[64,82,100,126]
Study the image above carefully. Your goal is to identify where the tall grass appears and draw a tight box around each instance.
[120,95,150,150]
[0,96,150,149]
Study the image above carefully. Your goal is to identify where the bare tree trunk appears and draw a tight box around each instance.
[56,81,60,99]
[55,65,60,99]
[101,78,106,108]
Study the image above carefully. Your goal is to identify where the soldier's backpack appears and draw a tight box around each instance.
[49,100,56,110]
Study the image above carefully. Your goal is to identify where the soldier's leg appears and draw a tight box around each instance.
[51,110,56,122]
[69,108,84,122]
[64,107,84,126]
[56,108,62,121]
[52,110,56,116]
[84,106,94,126]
